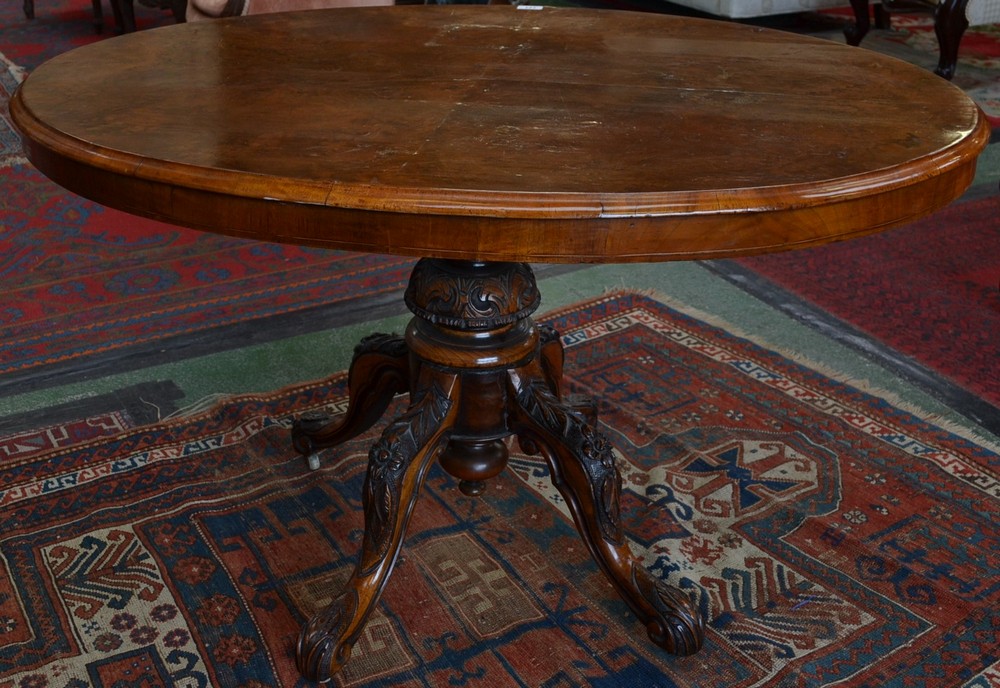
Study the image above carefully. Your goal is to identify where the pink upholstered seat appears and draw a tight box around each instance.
[186,0,393,21]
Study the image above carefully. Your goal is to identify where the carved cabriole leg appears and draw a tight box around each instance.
[845,0,873,45]
[292,333,409,468]
[296,366,460,681]
[536,323,598,424]
[933,0,970,79]
[508,361,705,656]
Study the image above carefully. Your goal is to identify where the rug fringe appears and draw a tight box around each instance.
[162,372,349,424]
[163,393,237,421]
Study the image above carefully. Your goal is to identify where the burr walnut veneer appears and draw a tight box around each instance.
[11,6,989,683]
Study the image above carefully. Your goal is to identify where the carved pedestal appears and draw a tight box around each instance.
[291,259,705,682]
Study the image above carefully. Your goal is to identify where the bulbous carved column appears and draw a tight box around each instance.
[405,260,542,496]
[404,259,540,331]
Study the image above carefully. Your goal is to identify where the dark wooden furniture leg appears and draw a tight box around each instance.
[874,3,891,28]
[845,0,872,45]
[107,0,137,32]
[91,0,105,32]
[170,0,186,22]
[24,0,35,19]
[292,333,410,470]
[292,259,705,682]
[508,360,705,655]
[119,0,137,32]
[848,0,969,80]
[846,0,891,45]
[933,0,970,79]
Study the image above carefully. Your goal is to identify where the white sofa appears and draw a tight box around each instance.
[662,0,849,19]
[186,0,391,21]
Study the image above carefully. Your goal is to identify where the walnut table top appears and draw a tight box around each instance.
[11,5,990,263]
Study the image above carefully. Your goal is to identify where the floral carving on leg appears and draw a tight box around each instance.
[509,363,704,657]
[296,371,459,683]
[513,375,623,544]
[360,375,455,571]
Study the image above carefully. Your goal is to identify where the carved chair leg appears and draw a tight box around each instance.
[845,0,873,45]
[170,0,186,22]
[874,3,891,29]
[508,363,705,656]
[114,0,137,33]
[933,0,970,79]
[292,334,410,469]
[91,0,104,32]
[297,368,460,682]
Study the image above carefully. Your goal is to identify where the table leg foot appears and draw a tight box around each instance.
[292,333,409,465]
[296,368,459,682]
[509,363,705,656]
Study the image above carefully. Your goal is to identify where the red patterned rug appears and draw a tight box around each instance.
[0,3,413,381]
[0,164,413,376]
[2,292,997,687]
[735,195,1000,409]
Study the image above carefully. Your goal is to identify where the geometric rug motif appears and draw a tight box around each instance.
[0,411,131,465]
[1,292,998,687]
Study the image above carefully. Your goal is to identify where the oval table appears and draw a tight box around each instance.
[11,6,989,683]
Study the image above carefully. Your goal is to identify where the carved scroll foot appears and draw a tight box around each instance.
[297,588,361,681]
[297,368,459,682]
[509,363,705,656]
[292,333,409,468]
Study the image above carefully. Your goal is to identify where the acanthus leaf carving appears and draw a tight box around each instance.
[359,381,453,572]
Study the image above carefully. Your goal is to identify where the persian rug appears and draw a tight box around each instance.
[2,292,998,687]
[731,195,1000,411]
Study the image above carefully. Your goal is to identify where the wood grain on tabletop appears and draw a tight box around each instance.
[10,6,990,262]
